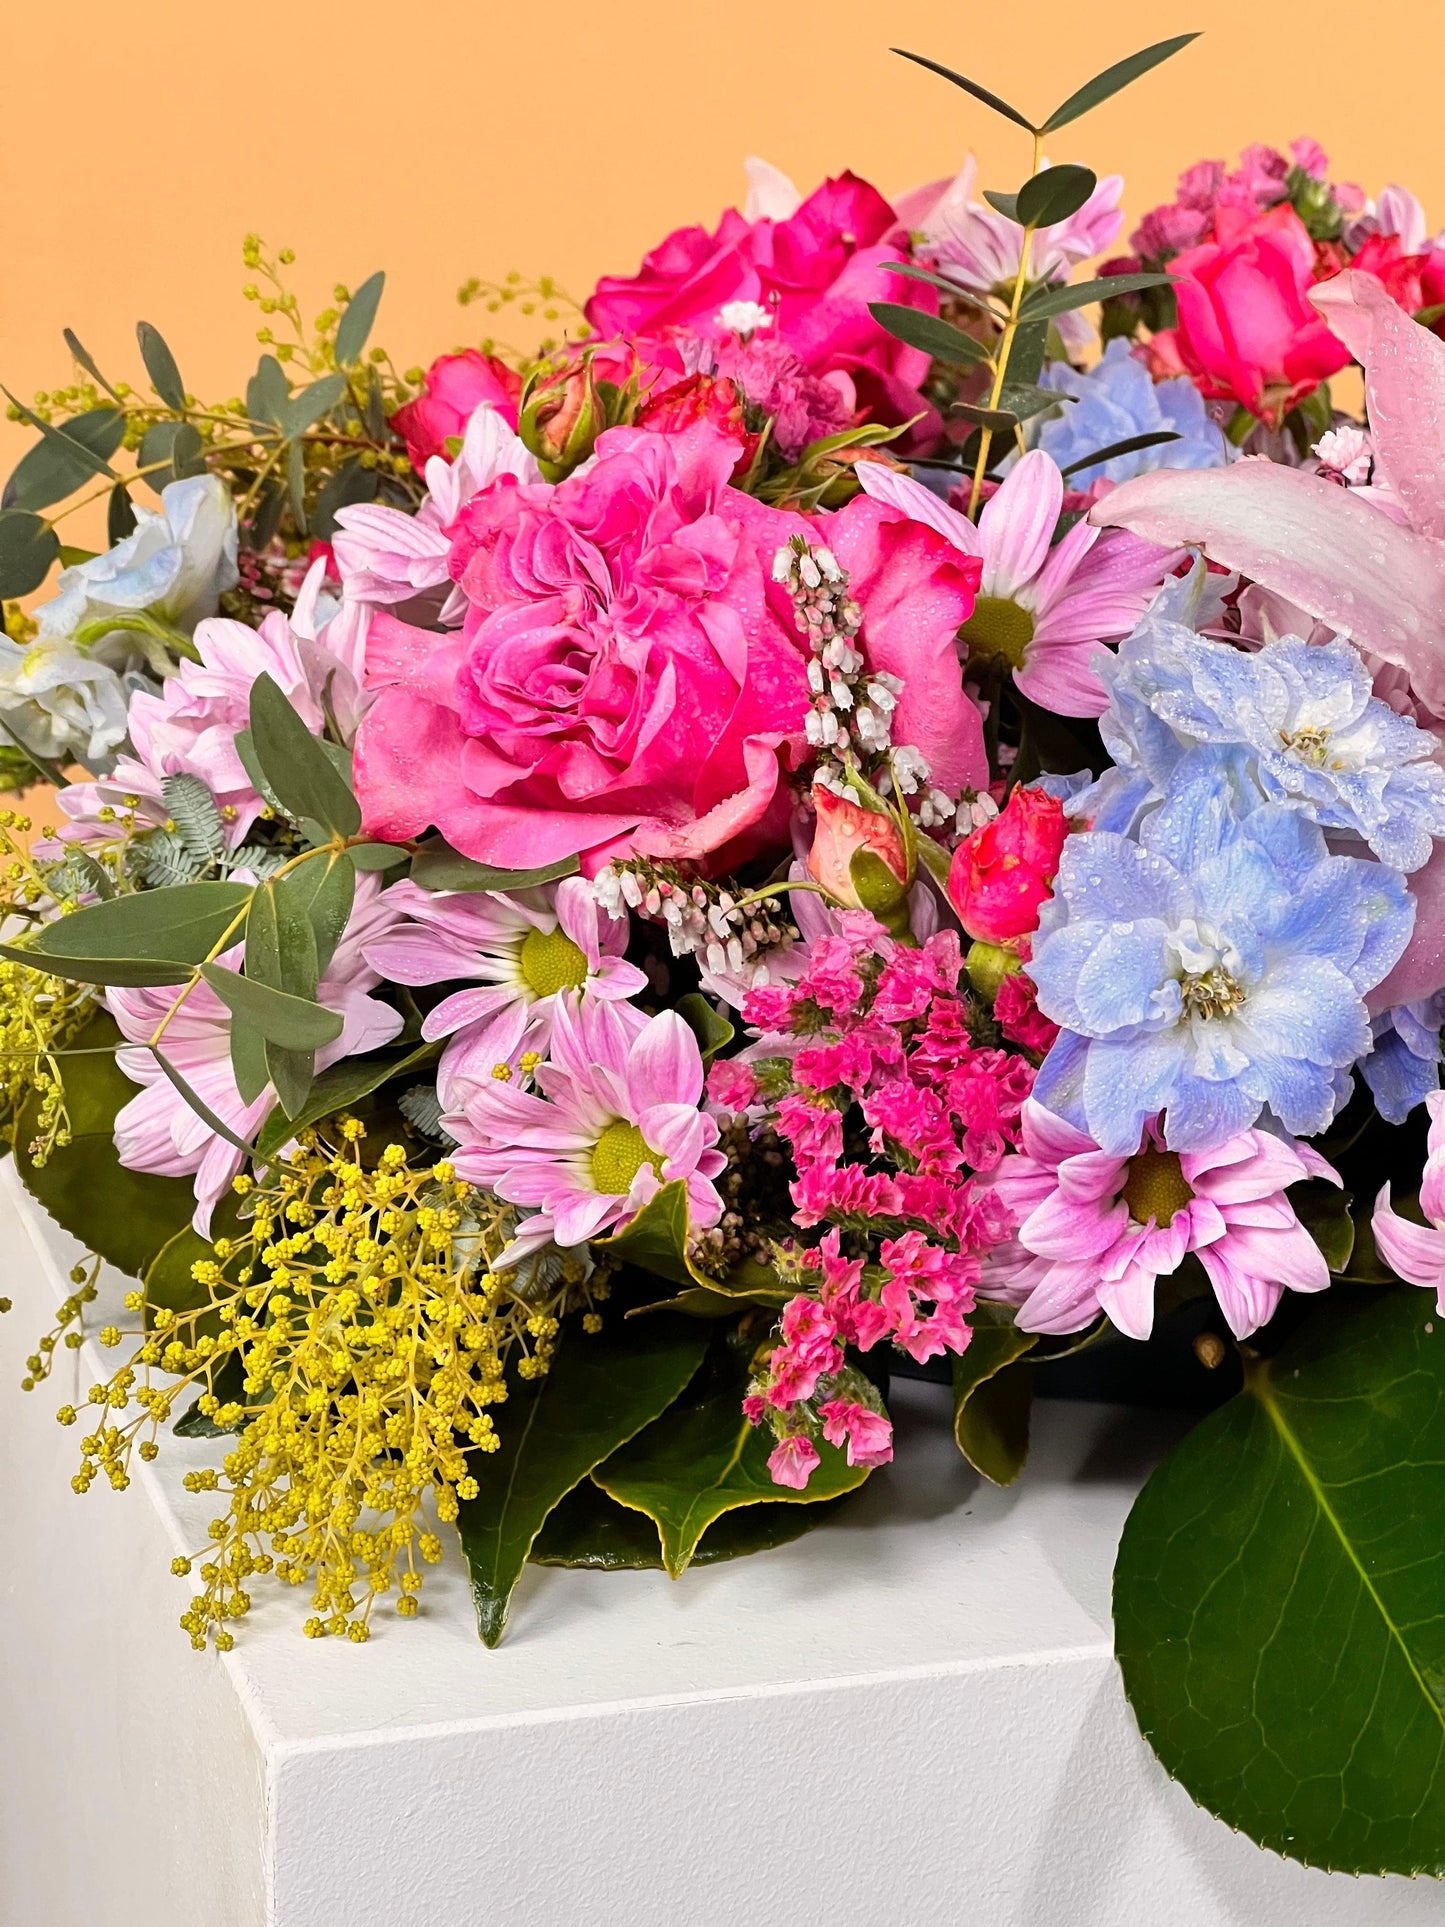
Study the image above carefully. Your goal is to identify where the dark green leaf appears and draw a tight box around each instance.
[230,1020,271,1106]
[867,303,992,367]
[251,1040,439,1157]
[952,1305,1037,1484]
[674,992,734,1066]
[878,261,1003,312]
[3,405,125,511]
[530,1477,852,1568]
[1016,165,1098,230]
[199,964,343,1050]
[173,1356,249,1437]
[1288,1178,1356,1274]
[455,1313,707,1645]
[347,841,409,871]
[138,420,196,494]
[107,483,137,546]
[136,321,186,411]
[999,381,1070,423]
[312,456,377,540]
[951,401,1020,434]
[982,190,1020,221]
[287,440,308,535]
[1041,33,1200,133]
[3,880,253,985]
[890,48,1035,132]
[1020,271,1177,321]
[151,1048,257,1156]
[247,873,318,1001]
[62,330,122,403]
[247,673,362,837]
[288,853,355,980]
[16,1011,197,1278]
[1114,1289,1445,1875]
[1006,316,1048,390]
[233,728,286,815]
[334,271,385,368]
[247,480,287,550]
[1058,430,1180,479]
[169,421,204,481]
[595,1180,698,1289]
[595,1357,873,1578]
[246,355,289,428]
[0,510,60,597]
[281,374,348,440]
[409,838,578,893]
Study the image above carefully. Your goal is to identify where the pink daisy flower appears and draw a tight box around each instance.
[107,876,406,1233]
[360,875,648,1110]
[448,1000,726,1263]
[982,1098,1338,1339]
[856,453,1181,716]
[1373,1089,1445,1312]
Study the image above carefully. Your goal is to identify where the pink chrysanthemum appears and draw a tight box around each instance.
[360,874,647,1109]
[448,1000,726,1262]
[982,1099,1339,1339]
[857,453,1181,716]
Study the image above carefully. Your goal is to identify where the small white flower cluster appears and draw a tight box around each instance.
[717,299,773,337]
[594,860,795,977]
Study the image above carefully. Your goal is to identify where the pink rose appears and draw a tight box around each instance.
[391,352,523,470]
[585,172,939,453]
[807,785,909,924]
[1147,204,1351,426]
[354,420,813,872]
[948,785,1068,945]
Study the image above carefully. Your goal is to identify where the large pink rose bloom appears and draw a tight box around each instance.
[354,421,809,870]
[1143,202,1350,426]
[585,173,938,451]
[353,421,985,872]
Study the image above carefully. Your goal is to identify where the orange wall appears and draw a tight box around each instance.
[2,0,1442,485]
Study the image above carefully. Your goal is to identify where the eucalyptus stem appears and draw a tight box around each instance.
[967,131,1044,519]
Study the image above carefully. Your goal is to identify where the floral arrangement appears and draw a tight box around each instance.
[4,28,1445,1877]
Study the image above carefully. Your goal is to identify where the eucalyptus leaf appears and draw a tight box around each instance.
[246,354,289,428]
[950,402,1021,435]
[251,1040,440,1157]
[1041,33,1200,133]
[151,1049,258,1157]
[3,405,125,512]
[4,879,252,985]
[281,374,348,439]
[107,483,137,546]
[312,456,377,539]
[1058,429,1181,479]
[287,440,308,535]
[867,303,991,367]
[999,382,1071,423]
[199,964,343,1050]
[247,674,362,837]
[1020,271,1178,322]
[890,48,1035,132]
[952,1305,1037,1485]
[878,261,1006,312]
[1114,1288,1445,1874]
[285,852,355,980]
[0,510,60,598]
[62,330,122,403]
[347,841,410,871]
[982,190,1020,222]
[230,1020,271,1106]
[136,321,187,411]
[334,271,385,368]
[409,838,578,893]
[454,1313,708,1645]
[1016,165,1098,230]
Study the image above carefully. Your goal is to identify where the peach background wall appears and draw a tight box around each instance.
[1,0,1441,484]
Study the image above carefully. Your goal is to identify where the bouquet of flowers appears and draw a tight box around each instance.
[4,27,1445,1877]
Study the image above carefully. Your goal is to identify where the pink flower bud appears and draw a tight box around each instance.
[948,784,1068,945]
[390,352,522,470]
[807,785,910,923]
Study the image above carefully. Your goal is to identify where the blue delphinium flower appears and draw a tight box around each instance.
[1098,602,1445,873]
[1361,995,1445,1123]
[1032,339,1229,485]
[1027,763,1415,1154]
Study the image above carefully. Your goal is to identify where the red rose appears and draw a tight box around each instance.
[948,786,1069,945]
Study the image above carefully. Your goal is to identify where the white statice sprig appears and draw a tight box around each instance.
[594,858,797,980]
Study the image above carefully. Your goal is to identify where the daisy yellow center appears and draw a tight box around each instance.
[1120,1148,1194,1228]
[959,595,1035,670]
[519,926,589,998]
[590,1120,663,1195]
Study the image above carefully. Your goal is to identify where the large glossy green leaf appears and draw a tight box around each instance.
[952,1303,1037,1485]
[15,1012,197,1278]
[1114,1289,1445,1874]
[593,1339,874,1577]
[1040,33,1200,132]
[530,1476,853,1569]
[454,1312,707,1645]
[247,674,361,838]
[0,880,253,986]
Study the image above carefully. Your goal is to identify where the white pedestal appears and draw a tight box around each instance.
[3,1158,1443,1927]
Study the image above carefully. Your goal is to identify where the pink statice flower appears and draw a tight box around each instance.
[856,453,1182,716]
[447,1000,726,1262]
[1372,1090,1445,1311]
[107,876,406,1233]
[819,1398,894,1468]
[981,1099,1338,1340]
[766,1436,821,1489]
[360,874,647,1109]
[717,333,857,460]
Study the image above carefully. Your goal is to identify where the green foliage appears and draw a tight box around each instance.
[408,838,579,892]
[15,1012,196,1278]
[1114,1289,1445,1874]
[889,49,1034,131]
[1040,33,1201,132]
[161,774,225,866]
[3,403,123,510]
[251,1039,439,1158]
[0,880,253,986]
[868,304,992,367]
[136,322,187,412]
[1016,165,1097,229]
[1020,272,1176,321]
[0,509,61,597]
[593,1334,873,1577]
[952,1304,1037,1485]
[530,1476,853,1569]
[674,991,734,1067]
[246,673,362,837]
[1058,430,1180,480]
[334,272,385,368]
[454,1313,708,1644]
[200,963,342,1051]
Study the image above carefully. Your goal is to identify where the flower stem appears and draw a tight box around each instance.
[967,132,1044,520]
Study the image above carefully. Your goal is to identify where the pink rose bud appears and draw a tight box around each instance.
[948,784,1068,945]
[518,357,603,481]
[807,784,911,932]
[390,351,522,471]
